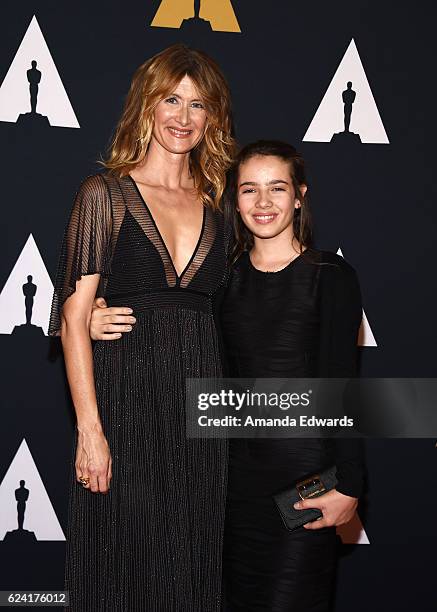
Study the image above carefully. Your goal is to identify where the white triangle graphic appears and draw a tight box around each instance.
[303,39,388,144]
[358,309,377,347]
[0,15,79,128]
[0,439,65,541]
[337,511,370,544]
[0,234,53,335]
[337,248,377,347]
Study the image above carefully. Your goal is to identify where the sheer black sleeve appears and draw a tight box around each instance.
[48,174,113,336]
[318,255,366,498]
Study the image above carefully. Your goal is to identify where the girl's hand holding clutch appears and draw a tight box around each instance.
[293,489,358,530]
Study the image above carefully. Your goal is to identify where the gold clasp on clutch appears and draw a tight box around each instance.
[296,475,326,500]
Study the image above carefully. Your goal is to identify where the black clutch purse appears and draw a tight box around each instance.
[272,465,338,531]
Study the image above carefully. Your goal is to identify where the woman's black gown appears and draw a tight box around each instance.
[220,249,365,612]
[48,173,230,611]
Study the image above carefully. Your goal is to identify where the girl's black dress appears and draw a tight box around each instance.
[48,174,230,611]
[220,249,365,612]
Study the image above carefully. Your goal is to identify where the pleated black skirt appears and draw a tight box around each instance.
[223,438,338,612]
[64,308,228,611]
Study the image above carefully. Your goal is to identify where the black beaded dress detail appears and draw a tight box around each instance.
[49,173,230,612]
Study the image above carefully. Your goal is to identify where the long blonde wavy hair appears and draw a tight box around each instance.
[101,44,235,210]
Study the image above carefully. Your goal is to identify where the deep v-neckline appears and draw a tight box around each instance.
[128,174,206,281]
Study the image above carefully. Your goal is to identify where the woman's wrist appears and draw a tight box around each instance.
[77,418,104,435]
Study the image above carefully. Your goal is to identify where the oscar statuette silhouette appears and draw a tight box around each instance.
[180,0,213,33]
[16,60,50,127]
[3,480,37,543]
[331,81,362,144]
[11,275,45,337]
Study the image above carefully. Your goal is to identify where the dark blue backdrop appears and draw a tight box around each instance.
[0,1,436,610]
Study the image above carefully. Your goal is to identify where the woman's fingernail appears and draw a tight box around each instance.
[294,502,301,509]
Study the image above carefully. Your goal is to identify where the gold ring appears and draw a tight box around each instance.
[79,477,90,486]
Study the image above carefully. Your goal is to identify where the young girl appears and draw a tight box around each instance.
[220,140,364,611]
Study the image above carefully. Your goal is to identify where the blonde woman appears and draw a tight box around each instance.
[49,44,235,611]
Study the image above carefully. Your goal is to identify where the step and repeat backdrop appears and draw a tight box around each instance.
[0,1,436,610]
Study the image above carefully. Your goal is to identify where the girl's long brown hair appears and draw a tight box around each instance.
[227,140,313,263]
[100,44,235,210]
